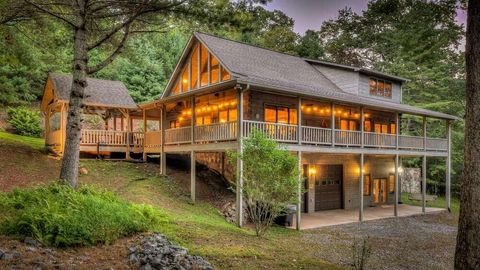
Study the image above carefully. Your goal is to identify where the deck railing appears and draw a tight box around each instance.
[398,135,424,150]
[195,121,237,142]
[364,132,396,148]
[243,120,298,142]
[131,132,144,147]
[301,126,332,145]
[164,126,192,145]
[334,130,362,146]
[144,131,162,148]
[426,137,448,151]
[81,130,127,146]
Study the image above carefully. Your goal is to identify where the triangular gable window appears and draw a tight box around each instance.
[170,42,231,96]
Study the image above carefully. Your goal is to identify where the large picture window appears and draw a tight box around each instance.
[370,78,393,98]
[264,105,297,124]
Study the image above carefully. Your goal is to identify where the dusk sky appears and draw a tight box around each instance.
[265,0,467,34]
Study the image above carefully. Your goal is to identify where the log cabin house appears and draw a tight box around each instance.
[41,32,458,229]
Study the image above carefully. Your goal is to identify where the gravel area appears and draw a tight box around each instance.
[303,212,457,270]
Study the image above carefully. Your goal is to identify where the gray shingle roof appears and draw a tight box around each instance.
[50,73,137,109]
[195,32,457,120]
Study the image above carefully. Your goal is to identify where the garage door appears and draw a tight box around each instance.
[315,165,343,211]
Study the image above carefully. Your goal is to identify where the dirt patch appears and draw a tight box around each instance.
[304,212,458,270]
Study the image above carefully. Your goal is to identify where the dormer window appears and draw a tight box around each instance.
[369,78,392,98]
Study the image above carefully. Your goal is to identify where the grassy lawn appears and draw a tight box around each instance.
[0,132,342,269]
[401,192,460,214]
[0,131,44,151]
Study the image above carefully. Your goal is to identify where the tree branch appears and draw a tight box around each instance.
[86,24,131,74]
[24,0,78,27]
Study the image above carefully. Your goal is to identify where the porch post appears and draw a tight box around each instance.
[126,112,131,160]
[331,103,335,146]
[297,97,302,144]
[191,150,196,202]
[236,87,244,227]
[423,116,427,151]
[296,151,302,231]
[360,107,364,148]
[142,109,147,161]
[446,120,452,212]
[359,153,364,222]
[191,96,195,144]
[160,105,167,176]
[394,154,399,216]
[422,155,427,214]
[60,103,67,154]
[395,112,399,149]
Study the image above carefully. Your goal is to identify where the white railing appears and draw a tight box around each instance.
[426,138,448,151]
[131,132,144,147]
[398,135,424,150]
[195,121,237,142]
[334,130,362,146]
[144,131,162,148]
[301,126,332,145]
[364,132,396,148]
[81,130,127,146]
[164,126,192,144]
[243,120,297,142]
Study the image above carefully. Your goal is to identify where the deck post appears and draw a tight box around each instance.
[236,87,244,227]
[296,151,302,231]
[126,113,131,160]
[142,109,147,161]
[191,150,196,202]
[423,115,427,151]
[446,120,451,212]
[160,105,167,176]
[360,107,364,148]
[331,103,335,146]
[60,103,66,154]
[359,153,364,222]
[394,154,399,216]
[297,97,302,145]
[191,96,195,144]
[422,155,427,214]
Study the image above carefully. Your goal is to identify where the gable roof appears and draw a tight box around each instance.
[49,73,137,109]
[158,32,457,120]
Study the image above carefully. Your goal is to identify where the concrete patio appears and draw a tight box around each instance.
[291,204,446,230]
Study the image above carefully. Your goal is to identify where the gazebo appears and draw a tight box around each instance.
[40,73,161,158]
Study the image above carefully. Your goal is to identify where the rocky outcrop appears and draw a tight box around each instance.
[128,233,213,270]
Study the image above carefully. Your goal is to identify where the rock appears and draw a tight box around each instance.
[1,252,16,260]
[0,249,4,259]
[79,167,88,175]
[24,236,38,246]
[128,233,213,269]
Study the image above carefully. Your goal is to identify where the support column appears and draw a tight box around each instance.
[236,88,244,227]
[395,112,399,149]
[296,151,302,231]
[359,153,364,222]
[423,116,427,151]
[446,120,452,212]
[191,96,195,144]
[422,155,427,214]
[160,106,167,176]
[191,150,196,202]
[142,109,147,161]
[297,97,302,145]
[331,103,335,146]
[360,107,364,148]
[394,154,399,216]
[126,113,131,160]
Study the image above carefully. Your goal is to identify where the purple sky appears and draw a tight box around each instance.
[266,0,467,34]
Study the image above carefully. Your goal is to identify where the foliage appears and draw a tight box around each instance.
[295,30,325,59]
[7,107,42,137]
[228,130,300,236]
[0,183,164,247]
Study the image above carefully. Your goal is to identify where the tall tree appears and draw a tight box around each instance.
[455,0,480,268]
[295,29,324,59]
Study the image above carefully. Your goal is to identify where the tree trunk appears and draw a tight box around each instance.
[454,1,480,269]
[59,24,88,188]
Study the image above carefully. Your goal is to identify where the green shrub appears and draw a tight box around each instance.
[0,184,165,247]
[7,107,42,137]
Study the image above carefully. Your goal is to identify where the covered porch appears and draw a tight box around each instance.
[291,204,445,230]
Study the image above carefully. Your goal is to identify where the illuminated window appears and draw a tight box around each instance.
[181,65,189,92]
[221,65,230,81]
[389,174,395,193]
[374,123,382,133]
[219,110,228,123]
[210,55,219,84]
[369,78,393,98]
[364,120,371,132]
[228,109,237,122]
[172,80,180,95]
[381,124,388,134]
[390,123,396,134]
[200,45,209,86]
[363,175,371,196]
[340,120,349,130]
[349,121,357,131]
[264,105,296,124]
[170,120,180,129]
[190,44,199,90]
